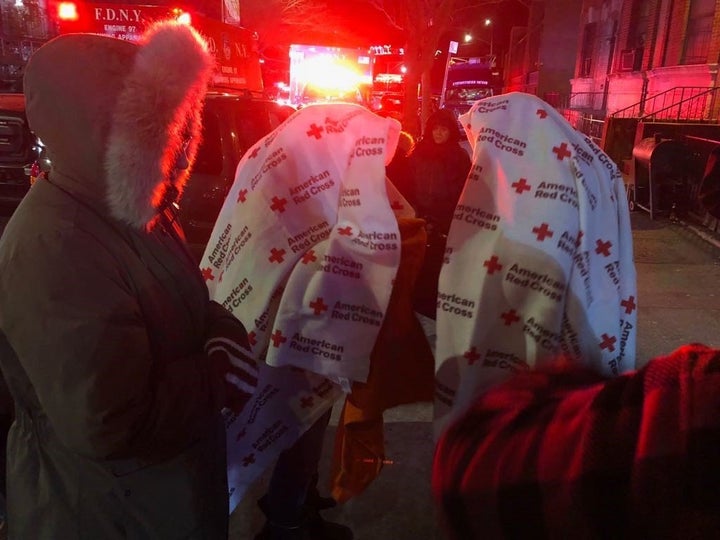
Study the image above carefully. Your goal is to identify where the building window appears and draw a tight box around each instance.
[580,22,596,77]
[627,0,650,49]
[683,0,714,64]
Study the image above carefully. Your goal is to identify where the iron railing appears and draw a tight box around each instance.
[611,86,718,120]
[640,86,720,122]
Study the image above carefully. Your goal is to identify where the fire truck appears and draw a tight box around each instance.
[288,44,372,108]
[0,1,290,259]
[52,1,264,94]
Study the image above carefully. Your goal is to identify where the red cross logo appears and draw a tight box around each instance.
[552,142,571,161]
[575,230,584,247]
[268,247,286,263]
[464,347,481,365]
[532,223,554,241]
[338,226,353,236]
[248,146,261,159]
[599,333,617,352]
[621,295,637,314]
[595,238,612,257]
[248,331,257,347]
[270,329,287,347]
[200,267,214,281]
[270,196,288,213]
[236,428,247,441]
[500,309,520,326]
[512,178,531,194]
[390,200,404,210]
[536,109,548,119]
[302,250,317,264]
[300,396,314,408]
[242,453,256,467]
[309,297,328,315]
[483,255,503,274]
[237,189,248,203]
[306,123,324,139]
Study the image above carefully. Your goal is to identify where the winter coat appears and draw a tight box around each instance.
[407,109,471,235]
[407,109,471,317]
[0,23,229,539]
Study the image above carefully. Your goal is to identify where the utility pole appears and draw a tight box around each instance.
[439,40,458,109]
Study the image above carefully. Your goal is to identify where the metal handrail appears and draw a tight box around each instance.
[640,86,720,122]
[611,86,715,119]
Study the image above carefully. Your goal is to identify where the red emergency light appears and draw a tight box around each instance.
[57,1,79,21]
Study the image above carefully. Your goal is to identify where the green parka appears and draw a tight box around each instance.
[0,23,229,539]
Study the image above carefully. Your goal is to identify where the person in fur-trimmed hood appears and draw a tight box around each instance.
[0,22,258,538]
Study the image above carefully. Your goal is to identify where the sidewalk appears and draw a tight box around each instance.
[230,210,720,540]
[2,210,719,540]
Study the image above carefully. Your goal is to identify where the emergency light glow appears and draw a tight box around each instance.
[298,55,363,93]
[57,1,79,21]
[174,10,191,25]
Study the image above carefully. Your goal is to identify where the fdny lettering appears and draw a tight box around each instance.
[93,7,141,22]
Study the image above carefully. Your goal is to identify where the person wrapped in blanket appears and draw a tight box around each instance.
[432,344,720,539]
[430,91,643,538]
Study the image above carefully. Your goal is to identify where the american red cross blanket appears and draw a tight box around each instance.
[432,344,720,539]
[200,103,411,511]
[434,92,638,435]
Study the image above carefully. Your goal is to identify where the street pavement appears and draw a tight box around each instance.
[2,209,720,539]
[228,210,720,540]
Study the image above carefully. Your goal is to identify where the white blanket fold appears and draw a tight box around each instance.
[200,103,405,511]
[434,92,637,434]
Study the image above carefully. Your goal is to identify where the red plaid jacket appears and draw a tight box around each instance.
[432,344,720,539]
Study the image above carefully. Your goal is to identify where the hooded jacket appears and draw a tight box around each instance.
[407,108,471,234]
[0,22,229,538]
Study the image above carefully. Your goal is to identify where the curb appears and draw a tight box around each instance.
[675,217,720,251]
[686,224,720,251]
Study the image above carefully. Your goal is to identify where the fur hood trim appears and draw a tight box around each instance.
[105,21,214,230]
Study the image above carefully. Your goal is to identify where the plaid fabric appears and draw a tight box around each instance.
[432,344,720,539]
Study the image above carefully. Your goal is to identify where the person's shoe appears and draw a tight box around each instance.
[254,511,353,540]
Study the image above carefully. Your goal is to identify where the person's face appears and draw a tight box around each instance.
[432,124,450,144]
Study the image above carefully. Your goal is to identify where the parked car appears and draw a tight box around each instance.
[0,93,43,211]
[0,90,295,261]
[178,91,295,260]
